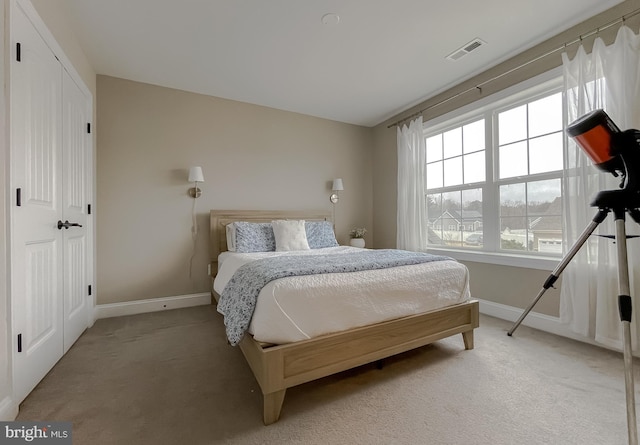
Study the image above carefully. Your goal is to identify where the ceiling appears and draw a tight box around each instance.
[61,0,623,127]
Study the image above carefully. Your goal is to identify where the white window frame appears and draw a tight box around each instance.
[423,67,564,270]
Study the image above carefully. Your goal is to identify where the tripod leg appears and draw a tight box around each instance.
[507,209,609,336]
[614,212,638,445]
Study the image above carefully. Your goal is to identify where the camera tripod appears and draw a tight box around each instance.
[508,188,640,445]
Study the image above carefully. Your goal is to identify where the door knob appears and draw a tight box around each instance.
[57,220,83,230]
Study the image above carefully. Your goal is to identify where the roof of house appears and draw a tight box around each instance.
[431,209,482,222]
[530,197,563,232]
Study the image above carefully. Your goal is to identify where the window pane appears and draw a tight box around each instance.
[529,132,563,174]
[500,216,527,232]
[464,151,485,183]
[500,183,525,216]
[444,157,463,187]
[443,232,463,246]
[498,105,527,145]
[427,193,445,246]
[462,188,482,210]
[500,218,528,251]
[499,141,528,178]
[462,189,483,248]
[427,193,442,217]
[441,191,462,246]
[426,135,443,162]
[426,161,443,189]
[528,179,562,253]
[463,119,484,153]
[442,191,461,211]
[443,127,462,158]
[529,92,562,137]
[527,179,561,216]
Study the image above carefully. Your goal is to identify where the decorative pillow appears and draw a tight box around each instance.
[271,220,310,252]
[233,222,276,253]
[305,220,339,249]
[225,223,236,252]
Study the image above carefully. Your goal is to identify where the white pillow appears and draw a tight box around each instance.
[271,220,310,252]
[225,223,236,251]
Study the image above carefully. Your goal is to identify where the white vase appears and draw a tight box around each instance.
[350,238,365,248]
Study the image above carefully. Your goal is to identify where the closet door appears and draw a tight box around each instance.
[11,3,64,403]
[61,69,91,353]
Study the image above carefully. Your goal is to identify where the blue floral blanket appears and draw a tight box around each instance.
[217,249,450,346]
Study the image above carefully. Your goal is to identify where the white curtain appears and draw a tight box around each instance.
[561,26,640,349]
[397,117,427,251]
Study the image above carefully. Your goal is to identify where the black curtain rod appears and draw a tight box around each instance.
[387,7,640,129]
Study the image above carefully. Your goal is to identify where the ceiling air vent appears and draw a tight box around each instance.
[446,38,486,61]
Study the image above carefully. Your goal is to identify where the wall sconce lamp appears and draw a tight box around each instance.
[188,166,205,198]
[330,178,344,203]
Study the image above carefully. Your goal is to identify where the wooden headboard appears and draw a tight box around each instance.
[209,209,332,273]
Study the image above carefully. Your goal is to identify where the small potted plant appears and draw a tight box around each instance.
[349,227,367,248]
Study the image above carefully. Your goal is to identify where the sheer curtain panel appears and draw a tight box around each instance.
[397,117,427,251]
[561,26,640,350]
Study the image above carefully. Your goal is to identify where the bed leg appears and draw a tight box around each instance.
[462,330,474,350]
[263,389,286,425]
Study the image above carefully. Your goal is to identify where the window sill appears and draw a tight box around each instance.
[426,247,559,271]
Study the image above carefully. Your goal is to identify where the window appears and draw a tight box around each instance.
[424,73,564,262]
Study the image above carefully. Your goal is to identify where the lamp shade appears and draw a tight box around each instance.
[332,178,344,191]
[188,166,204,183]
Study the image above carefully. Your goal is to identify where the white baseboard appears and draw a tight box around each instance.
[91,294,628,352]
[94,292,211,319]
[478,298,568,335]
[0,396,18,421]
[477,298,629,354]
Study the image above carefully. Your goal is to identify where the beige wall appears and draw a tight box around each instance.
[30,0,96,96]
[372,0,640,317]
[372,124,397,249]
[96,76,373,305]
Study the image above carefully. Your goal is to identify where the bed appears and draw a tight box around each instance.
[209,209,479,425]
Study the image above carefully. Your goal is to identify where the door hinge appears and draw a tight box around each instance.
[87,122,91,134]
[16,42,21,62]
[17,334,22,352]
[16,188,21,207]
[88,285,92,296]
[88,204,91,215]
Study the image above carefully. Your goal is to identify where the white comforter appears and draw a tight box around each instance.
[213,246,470,344]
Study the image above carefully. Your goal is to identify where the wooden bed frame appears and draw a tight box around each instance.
[210,209,479,425]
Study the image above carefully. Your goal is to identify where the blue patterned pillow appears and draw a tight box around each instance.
[305,221,339,249]
[233,222,276,253]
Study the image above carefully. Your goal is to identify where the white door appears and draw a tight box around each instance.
[11,4,92,402]
[61,69,91,353]
[60,71,91,352]
[11,4,64,402]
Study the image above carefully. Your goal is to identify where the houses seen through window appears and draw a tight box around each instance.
[424,81,564,257]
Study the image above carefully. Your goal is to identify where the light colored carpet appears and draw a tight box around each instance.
[16,305,639,445]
